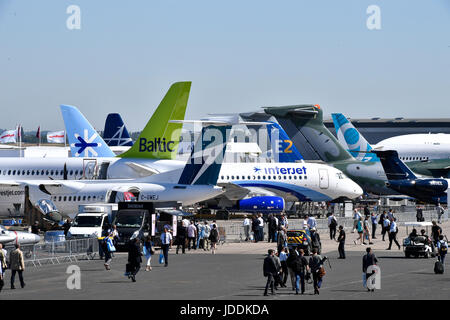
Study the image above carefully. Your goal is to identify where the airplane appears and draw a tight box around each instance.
[0,82,191,216]
[332,113,450,178]
[373,150,448,204]
[0,225,41,246]
[6,124,233,220]
[260,105,396,196]
[200,121,363,213]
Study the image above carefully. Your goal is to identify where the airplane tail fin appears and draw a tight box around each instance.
[266,121,304,162]
[177,125,230,185]
[120,82,191,160]
[331,113,378,162]
[103,113,133,147]
[264,105,354,162]
[372,150,417,180]
[60,105,116,158]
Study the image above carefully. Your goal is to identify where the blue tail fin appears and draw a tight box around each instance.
[178,125,230,185]
[103,113,133,147]
[266,121,304,163]
[331,113,378,162]
[60,105,116,158]
[372,150,417,180]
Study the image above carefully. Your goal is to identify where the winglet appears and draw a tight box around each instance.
[120,82,191,160]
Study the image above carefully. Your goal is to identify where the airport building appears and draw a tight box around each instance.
[323,117,450,144]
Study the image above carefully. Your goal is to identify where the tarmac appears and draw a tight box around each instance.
[0,221,448,300]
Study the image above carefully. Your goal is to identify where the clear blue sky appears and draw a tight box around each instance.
[0,0,449,131]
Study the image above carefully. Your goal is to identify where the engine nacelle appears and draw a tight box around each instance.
[237,196,285,213]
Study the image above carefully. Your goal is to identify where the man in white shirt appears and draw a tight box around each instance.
[387,218,401,250]
[258,214,264,242]
[187,222,197,250]
[328,213,337,240]
[243,216,251,241]
[305,215,317,230]
[160,227,172,267]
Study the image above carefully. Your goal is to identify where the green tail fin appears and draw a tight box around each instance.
[120,82,191,159]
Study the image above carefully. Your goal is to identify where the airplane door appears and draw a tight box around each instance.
[319,169,329,189]
[83,159,98,179]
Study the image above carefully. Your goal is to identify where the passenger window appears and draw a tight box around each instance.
[12,170,16,175]
[58,196,61,201]
[63,196,67,201]
[8,170,11,175]
[68,196,72,201]
[83,196,86,201]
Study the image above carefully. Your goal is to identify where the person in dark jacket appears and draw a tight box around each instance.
[127,238,142,282]
[362,247,378,292]
[252,215,259,243]
[263,249,277,296]
[292,249,309,295]
[176,222,187,254]
[337,225,346,259]
[310,228,322,254]
[286,248,299,291]
[309,248,326,295]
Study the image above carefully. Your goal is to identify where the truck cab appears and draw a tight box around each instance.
[67,204,117,239]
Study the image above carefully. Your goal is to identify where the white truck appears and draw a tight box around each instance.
[67,203,118,239]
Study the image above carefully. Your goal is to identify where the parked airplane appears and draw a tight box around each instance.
[373,150,448,204]
[0,82,191,216]
[14,124,232,220]
[262,105,395,195]
[0,225,41,246]
[201,121,363,213]
[332,113,450,178]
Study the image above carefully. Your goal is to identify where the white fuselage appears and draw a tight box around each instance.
[0,159,362,218]
[375,134,450,161]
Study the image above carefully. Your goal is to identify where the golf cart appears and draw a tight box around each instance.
[402,222,434,258]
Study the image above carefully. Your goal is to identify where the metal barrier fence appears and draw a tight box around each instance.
[19,237,99,267]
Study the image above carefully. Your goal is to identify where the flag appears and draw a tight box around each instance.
[36,126,41,139]
[0,129,17,143]
[47,130,65,144]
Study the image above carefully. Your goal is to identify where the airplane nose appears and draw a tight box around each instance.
[350,183,364,199]
[34,234,41,243]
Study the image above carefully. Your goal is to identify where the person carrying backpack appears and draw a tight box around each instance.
[309,248,327,295]
[292,249,310,295]
[437,235,448,269]
[209,224,219,254]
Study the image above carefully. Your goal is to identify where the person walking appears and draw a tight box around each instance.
[352,209,362,233]
[353,219,365,245]
[371,212,378,239]
[9,243,25,289]
[337,225,346,259]
[160,227,172,267]
[196,222,205,250]
[176,221,187,254]
[292,248,309,295]
[436,203,445,224]
[328,213,337,240]
[309,248,326,295]
[431,221,442,247]
[187,221,197,250]
[243,216,251,241]
[209,224,219,254]
[387,218,401,250]
[143,235,153,271]
[286,248,299,291]
[310,228,322,254]
[437,235,448,270]
[363,216,374,245]
[277,227,287,255]
[362,247,378,292]
[101,233,115,270]
[203,221,211,251]
[127,238,142,282]
[0,243,6,293]
[381,212,390,241]
[305,214,317,231]
[267,214,277,243]
[279,247,289,287]
[273,250,282,289]
[263,249,277,296]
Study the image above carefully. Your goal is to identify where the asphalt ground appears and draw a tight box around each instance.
[0,247,448,300]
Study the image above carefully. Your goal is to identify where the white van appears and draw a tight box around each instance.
[67,204,118,239]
